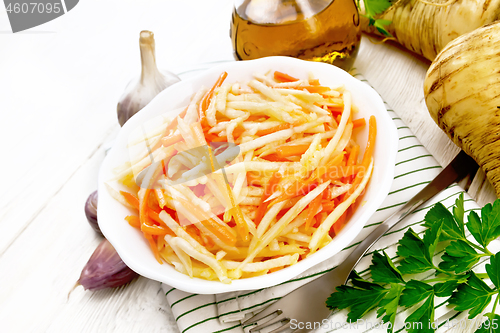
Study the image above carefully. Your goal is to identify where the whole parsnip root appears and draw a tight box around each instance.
[360,0,500,61]
[424,22,500,196]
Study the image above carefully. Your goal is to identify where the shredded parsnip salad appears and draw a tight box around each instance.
[108,70,376,283]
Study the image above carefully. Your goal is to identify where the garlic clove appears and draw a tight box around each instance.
[79,238,138,290]
[84,190,102,235]
[117,30,180,126]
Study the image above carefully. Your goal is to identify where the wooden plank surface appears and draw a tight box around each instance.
[0,0,496,332]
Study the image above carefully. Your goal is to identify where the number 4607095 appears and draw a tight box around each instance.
[6,2,61,14]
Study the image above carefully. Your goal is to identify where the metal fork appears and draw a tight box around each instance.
[242,151,478,333]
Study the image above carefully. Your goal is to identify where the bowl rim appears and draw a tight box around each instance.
[98,56,398,294]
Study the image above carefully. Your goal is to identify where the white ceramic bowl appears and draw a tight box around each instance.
[98,56,398,294]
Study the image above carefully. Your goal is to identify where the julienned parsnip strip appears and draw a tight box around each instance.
[257,200,289,239]
[184,88,207,125]
[165,234,193,278]
[239,181,331,271]
[239,128,295,154]
[319,91,351,166]
[223,253,299,272]
[238,117,329,154]
[170,236,230,283]
[159,211,216,257]
[309,159,373,251]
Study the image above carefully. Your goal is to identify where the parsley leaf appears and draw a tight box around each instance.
[364,0,391,18]
[361,0,393,37]
[405,296,435,333]
[453,193,465,225]
[397,221,442,274]
[433,280,460,297]
[424,202,465,241]
[326,275,388,321]
[439,240,482,273]
[400,280,433,308]
[376,283,405,333]
[467,201,500,248]
[485,253,500,290]
[424,220,443,259]
[481,201,500,244]
[474,314,500,333]
[449,272,496,318]
[370,251,405,284]
[373,19,392,37]
[397,280,436,332]
[397,229,431,274]
[467,211,486,247]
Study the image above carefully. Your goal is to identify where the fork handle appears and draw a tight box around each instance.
[330,150,478,284]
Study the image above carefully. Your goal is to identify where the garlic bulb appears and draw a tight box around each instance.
[117,30,180,126]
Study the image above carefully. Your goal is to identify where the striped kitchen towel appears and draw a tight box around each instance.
[161,72,486,333]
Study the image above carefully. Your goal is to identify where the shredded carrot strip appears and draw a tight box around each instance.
[204,126,246,143]
[125,215,141,229]
[199,72,228,126]
[142,222,171,236]
[145,233,162,264]
[177,197,238,246]
[255,172,281,224]
[352,118,366,129]
[199,219,237,246]
[274,71,299,82]
[140,188,164,264]
[274,180,318,204]
[205,133,226,142]
[308,79,320,86]
[346,116,376,197]
[232,126,245,138]
[321,200,336,213]
[147,210,174,233]
[305,192,322,231]
[276,144,310,158]
[303,86,330,94]
[320,165,363,181]
[329,106,343,115]
[184,225,206,246]
[310,152,344,181]
[332,208,348,235]
[139,189,172,239]
[255,123,291,136]
[261,154,292,162]
[121,191,139,210]
[246,115,268,122]
[246,172,262,186]
[347,145,359,166]
[140,189,151,223]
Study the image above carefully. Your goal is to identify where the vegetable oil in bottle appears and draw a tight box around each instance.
[230,0,361,71]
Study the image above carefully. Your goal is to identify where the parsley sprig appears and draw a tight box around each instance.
[357,0,393,37]
[326,194,500,332]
